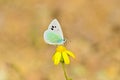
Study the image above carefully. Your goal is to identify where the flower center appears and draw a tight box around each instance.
[56,46,66,52]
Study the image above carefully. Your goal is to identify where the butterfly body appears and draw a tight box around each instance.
[44,19,65,45]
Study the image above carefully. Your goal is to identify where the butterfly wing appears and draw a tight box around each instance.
[44,19,65,45]
[44,30,64,45]
[48,19,64,40]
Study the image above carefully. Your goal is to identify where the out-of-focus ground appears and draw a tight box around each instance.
[0,0,120,80]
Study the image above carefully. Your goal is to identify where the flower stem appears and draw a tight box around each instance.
[61,63,70,80]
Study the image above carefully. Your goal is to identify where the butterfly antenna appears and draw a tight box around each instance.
[64,36,71,47]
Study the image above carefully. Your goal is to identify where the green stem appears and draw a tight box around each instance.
[61,63,69,80]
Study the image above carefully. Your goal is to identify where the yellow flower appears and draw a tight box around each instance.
[52,46,75,65]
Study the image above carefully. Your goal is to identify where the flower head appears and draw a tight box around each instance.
[52,46,75,65]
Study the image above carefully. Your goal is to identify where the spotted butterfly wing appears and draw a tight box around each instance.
[44,19,65,45]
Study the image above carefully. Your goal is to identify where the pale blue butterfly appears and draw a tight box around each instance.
[44,19,66,45]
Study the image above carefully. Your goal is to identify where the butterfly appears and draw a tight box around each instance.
[44,19,66,45]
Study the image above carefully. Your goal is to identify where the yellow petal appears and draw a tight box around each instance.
[66,50,75,58]
[52,52,61,65]
[62,52,70,64]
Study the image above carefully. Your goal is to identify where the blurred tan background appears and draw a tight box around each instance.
[0,0,120,80]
